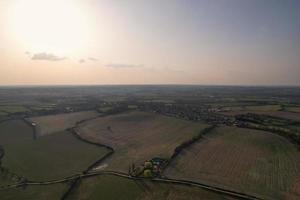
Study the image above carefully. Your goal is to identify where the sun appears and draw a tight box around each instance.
[11,0,91,56]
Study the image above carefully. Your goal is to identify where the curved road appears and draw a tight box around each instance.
[0,170,264,200]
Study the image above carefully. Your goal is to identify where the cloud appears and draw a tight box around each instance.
[31,53,66,61]
[105,63,143,69]
[163,67,184,73]
[79,59,85,63]
[88,57,98,62]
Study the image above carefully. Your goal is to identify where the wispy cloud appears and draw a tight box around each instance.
[31,53,66,61]
[163,67,184,73]
[88,57,98,62]
[79,59,85,63]
[105,63,143,69]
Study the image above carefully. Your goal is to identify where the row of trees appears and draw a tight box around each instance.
[236,114,300,147]
[0,146,4,167]
[170,125,216,162]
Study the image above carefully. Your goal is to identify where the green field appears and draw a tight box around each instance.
[97,106,114,112]
[165,126,300,199]
[244,105,281,111]
[0,120,109,182]
[285,106,300,113]
[29,111,99,136]
[30,105,55,111]
[0,111,8,116]
[0,105,29,114]
[66,175,233,200]
[76,111,209,172]
[0,183,68,200]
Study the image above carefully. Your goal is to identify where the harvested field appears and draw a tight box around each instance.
[0,120,109,181]
[67,175,235,200]
[29,111,99,136]
[76,111,209,172]
[164,126,300,199]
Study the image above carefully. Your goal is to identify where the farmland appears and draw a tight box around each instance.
[0,111,7,116]
[67,175,235,200]
[0,85,300,199]
[29,111,99,136]
[285,106,300,113]
[164,126,300,199]
[0,120,109,181]
[0,183,68,200]
[0,105,29,114]
[76,111,209,172]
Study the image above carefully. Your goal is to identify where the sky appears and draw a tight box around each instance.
[0,0,299,86]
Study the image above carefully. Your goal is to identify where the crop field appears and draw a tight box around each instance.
[97,106,114,113]
[29,104,56,111]
[262,111,300,121]
[285,106,300,113]
[164,126,300,199]
[0,105,29,114]
[67,175,234,200]
[0,120,109,181]
[244,105,281,111]
[76,111,209,172]
[29,111,99,136]
[0,183,68,200]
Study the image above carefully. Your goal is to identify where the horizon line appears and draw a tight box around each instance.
[0,84,299,88]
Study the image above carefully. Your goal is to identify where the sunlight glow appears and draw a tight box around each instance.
[11,0,91,55]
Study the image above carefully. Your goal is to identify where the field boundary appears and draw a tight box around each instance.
[61,128,115,200]
[165,125,217,169]
[0,146,4,162]
[236,123,300,149]
[61,114,115,200]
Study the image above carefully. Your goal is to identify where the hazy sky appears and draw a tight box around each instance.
[0,0,299,85]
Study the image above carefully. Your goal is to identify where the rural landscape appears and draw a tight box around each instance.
[0,85,300,200]
[1,0,299,199]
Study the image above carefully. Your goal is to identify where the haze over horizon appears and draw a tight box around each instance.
[0,0,299,86]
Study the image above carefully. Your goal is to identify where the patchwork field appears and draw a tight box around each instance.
[29,111,99,136]
[76,111,209,172]
[0,120,109,182]
[164,126,300,199]
[66,175,235,200]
